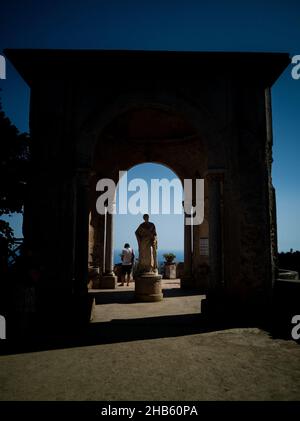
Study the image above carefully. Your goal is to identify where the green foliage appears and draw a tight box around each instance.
[0,95,31,217]
[163,253,176,263]
[0,219,15,243]
[0,219,19,263]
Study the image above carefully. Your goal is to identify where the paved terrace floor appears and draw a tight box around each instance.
[91,279,202,323]
[0,280,300,401]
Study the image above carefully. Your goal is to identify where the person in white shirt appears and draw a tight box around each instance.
[120,243,135,286]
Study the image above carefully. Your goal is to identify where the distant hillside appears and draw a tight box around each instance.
[278,251,300,275]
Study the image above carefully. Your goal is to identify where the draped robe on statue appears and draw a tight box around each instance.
[135,221,158,273]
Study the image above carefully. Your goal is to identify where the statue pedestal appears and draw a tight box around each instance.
[134,272,163,302]
[164,263,177,279]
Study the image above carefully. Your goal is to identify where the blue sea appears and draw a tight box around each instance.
[114,249,184,265]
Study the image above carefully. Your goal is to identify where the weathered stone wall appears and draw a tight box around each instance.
[26,80,77,292]
[222,83,273,309]
[26,74,275,313]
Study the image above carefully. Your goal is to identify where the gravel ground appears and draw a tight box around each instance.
[1,281,299,401]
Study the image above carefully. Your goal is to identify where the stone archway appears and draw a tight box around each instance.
[6,49,290,323]
[114,162,185,285]
[88,105,208,290]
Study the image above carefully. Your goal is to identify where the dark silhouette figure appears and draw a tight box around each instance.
[120,243,134,286]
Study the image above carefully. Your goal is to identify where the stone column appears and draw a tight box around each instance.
[93,213,105,270]
[74,169,90,295]
[100,202,117,288]
[102,207,107,275]
[265,88,278,285]
[88,210,103,289]
[193,224,201,264]
[192,223,201,283]
[206,170,224,291]
[88,213,95,267]
[105,206,114,275]
[181,202,193,288]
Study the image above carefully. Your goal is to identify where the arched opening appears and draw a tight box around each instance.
[114,162,184,282]
[89,105,210,291]
[87,105,209,326]
[88,161,207,324]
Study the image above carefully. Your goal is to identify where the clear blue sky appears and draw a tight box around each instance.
[115,163,184,252]
[0,0,299,251]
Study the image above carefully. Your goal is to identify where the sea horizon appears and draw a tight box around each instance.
[114,248,184,265]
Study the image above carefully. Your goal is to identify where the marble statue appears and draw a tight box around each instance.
[135,214,158,273]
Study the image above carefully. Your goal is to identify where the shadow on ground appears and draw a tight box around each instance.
[0,310,266,356]
[93,287,201,304]
[1,281,299,355]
